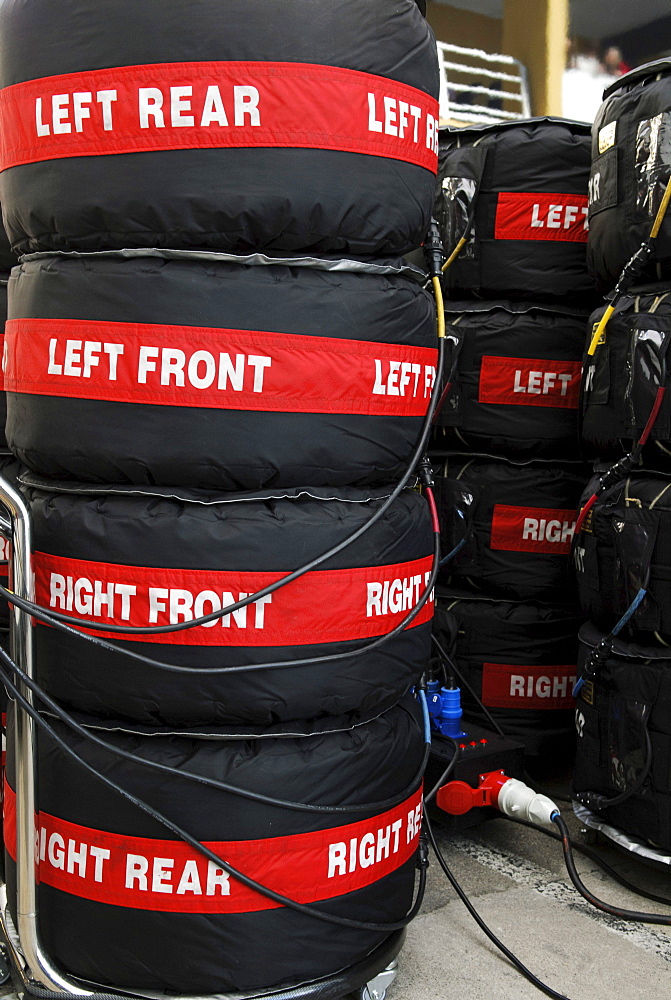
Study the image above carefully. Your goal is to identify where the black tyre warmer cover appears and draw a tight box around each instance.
[572,623,671,852]
[434,455,587,601]
[22,476,434,728]
[436,117,595,302]
[0,0,439,256]
[574,470,671,641]
[581,285,671,468]
[5,253,437,489]
[433,591,581,755]
[587,59,671,292]
[435,300,587,460]
[4,697,425,993]
[0,217,16,272]
[0,276,7,448]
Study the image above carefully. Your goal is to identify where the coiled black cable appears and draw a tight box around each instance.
[501,814,671,907]
[552,814,671,926]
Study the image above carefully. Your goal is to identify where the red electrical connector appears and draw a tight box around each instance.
[436,770,510,816]
[436,770,559,826]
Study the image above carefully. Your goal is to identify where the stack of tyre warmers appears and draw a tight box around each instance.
[431,117,596,758]
[574,62,671,856]
[0,1,440,992]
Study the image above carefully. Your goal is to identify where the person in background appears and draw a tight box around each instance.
[602,45,631,77]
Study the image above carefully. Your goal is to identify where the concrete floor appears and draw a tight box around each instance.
[394,779,670,1000]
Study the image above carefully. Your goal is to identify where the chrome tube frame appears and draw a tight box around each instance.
[0,473,94,994]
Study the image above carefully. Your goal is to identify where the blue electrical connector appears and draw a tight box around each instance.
[426,679,468,739]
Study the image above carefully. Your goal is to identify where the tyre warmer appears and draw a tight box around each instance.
[0,0,439,255]
[436,116,594,302]
[433,591,582,756]
[574,469,671,641]
[572,623,671,853]
[435,299,587,460]
[434,455,587,601]
[21,475,434,728]
[4,696,425,992]
[581,284,671,469]
[588,58,671,291]
[5,253,437,489]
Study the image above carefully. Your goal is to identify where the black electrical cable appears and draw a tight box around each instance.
[430,634,506,738]
[2,665,428,933]
[0,641,429,816]
[423,736,461,804]
[574,727,653,812]
[552,814,671,925]
[423,812,573,1000]
[500,814,671,907]
[0,530,439,676]
[1,341,444,638]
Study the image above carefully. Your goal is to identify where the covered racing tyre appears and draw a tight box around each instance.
[0,274,7,448]
[574,469,671,642]
[0,217,16,272]
[435,300,586,459]
[573,623,671,852]
[4,697,425,993]
[588,59,671,292]
[581,285,671,468]
[433,591,581,756]
[5,253,437,488]
[24,475,434,728]
[0,0,439,256]
[434,455,586,601]
[436,117,594,302]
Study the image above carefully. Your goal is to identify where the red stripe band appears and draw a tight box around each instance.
[482,662,577,709]
[494,192,589,243]
[478,356,581,410]
[32,551,434,646]
[0,61,439,172]
[490,505,577,555]
[3,782,422,913]
[4,318,438,417]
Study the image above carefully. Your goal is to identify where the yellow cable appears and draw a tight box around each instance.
[441,236,467,273]
[651,176,671,239]
[587,177,671,357]
[432,275,445,339]
[587,303,615,357]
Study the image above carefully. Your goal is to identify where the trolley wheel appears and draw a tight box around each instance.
[358,988,386,1000]
[354,959,398,1000]
[0,943,11,985]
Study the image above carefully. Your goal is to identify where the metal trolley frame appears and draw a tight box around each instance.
[0,475,403,1000]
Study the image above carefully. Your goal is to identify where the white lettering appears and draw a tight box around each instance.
[139,88,165,129]
[234,86,260,127]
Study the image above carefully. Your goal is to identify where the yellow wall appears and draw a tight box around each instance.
[502,0,568,116]
[426,2,503,52]
[427,0,568,118]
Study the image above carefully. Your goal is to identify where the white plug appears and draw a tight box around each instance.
[496,778,559,827]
